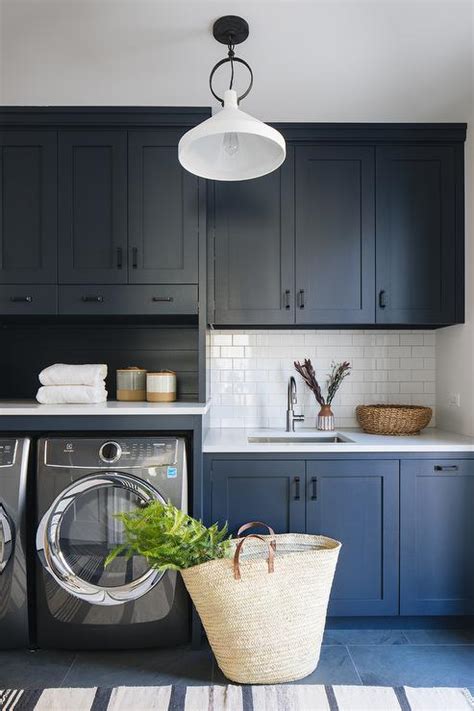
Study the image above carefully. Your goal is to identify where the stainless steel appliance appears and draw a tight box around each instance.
[0,438,30,649]
[35,436,189,649]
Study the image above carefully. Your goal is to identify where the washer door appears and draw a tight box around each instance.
[0,504,13,574]
[36,472,165,605]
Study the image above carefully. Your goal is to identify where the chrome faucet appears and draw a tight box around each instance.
[286,376,304,432]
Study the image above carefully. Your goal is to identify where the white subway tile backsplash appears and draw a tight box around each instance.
[209,329,436,428]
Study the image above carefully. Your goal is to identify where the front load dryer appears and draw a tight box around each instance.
[0,437,30,649]
[35,436,189,649]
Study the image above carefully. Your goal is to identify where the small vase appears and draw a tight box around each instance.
[317,404,335,431]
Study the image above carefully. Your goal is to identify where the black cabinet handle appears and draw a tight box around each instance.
[81,295,104,303]
[284,290,291,310]
[298,289,305,309]
[152,296,174,303]
[311,476,317,500]
[379,290,387,309]
[294,476,301,501]
[117,247,123,269]
[434,465,459,472]
[132,247,138,269]
[10,296,32,303]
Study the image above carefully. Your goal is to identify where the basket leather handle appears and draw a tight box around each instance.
[237,521,276,538]
[233,534,275,581]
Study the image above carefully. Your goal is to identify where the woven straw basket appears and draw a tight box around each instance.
[180,522,341,684]
[356,404,432,435]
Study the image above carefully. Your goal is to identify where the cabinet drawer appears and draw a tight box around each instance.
[59,285,198,315]
[0,285,57,315]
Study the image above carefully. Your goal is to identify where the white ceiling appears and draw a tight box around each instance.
[0,0,472,121]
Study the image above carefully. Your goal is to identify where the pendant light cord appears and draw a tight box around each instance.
[227,40,235,91]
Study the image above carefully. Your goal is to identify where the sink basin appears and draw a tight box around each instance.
[248,434,354,444]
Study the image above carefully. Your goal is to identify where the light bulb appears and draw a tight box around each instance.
[223,132,239,156]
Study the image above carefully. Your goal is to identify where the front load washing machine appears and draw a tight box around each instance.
[35,436,189,649]
[0,437,30,649]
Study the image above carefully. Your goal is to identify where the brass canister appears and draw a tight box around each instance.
[116,367,147,401]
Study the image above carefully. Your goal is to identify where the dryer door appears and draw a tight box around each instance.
[0,504,13,574]
[36,472,166,605]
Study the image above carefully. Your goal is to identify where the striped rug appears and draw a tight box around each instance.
[1,685,473,711]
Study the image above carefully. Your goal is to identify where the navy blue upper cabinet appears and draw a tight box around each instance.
[209,459,306,535]
[213,149,295,325]
[128,130,199,284]
[0,131,57,284]
[376,146,459,325]
[295,146,375,324]
[59,131,128,284]
[400,460,474,615]
[306,460,399,616]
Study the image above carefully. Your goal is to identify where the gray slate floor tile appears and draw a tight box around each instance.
[0,649,75,689]
[323,629,409,646]
[403,629,474,645]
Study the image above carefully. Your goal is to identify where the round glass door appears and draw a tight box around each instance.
[0,504,13,574]
[36,473,165,605]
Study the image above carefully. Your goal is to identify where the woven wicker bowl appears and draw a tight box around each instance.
[356,404,432,436]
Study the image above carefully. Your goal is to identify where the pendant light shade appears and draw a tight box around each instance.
[178,16,286,182]
[178,90,286,181]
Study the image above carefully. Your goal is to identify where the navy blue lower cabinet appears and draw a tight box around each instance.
[306,460,399,616]
[209,460,306,535]
[400,460,474,615]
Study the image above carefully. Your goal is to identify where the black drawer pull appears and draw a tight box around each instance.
[379,290,387,308]
[152,296,174,303]
[117,247,123,269]
[311,476,317,500]
[298,290,305,309]
[294,476,301,501]
[132,247,138,269]
[284,290,290,309]
[434,465,459,472]
[10,296,32,303]
[81,295,104,303]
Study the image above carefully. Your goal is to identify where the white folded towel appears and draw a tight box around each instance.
[39,363,107,387]
[36,385,108,404]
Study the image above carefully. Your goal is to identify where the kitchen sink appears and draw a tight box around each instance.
[248,434,354,444]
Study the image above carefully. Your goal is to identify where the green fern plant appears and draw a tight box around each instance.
[105,500,232,571]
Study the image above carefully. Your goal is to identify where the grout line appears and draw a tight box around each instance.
[345,645,364,686]
[59,653,77,688]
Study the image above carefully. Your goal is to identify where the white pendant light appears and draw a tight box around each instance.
[178,16,286,181]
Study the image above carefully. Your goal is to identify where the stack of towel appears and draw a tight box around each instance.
[36,364,108,404]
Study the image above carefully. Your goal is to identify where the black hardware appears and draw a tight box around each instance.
[210,16,253,106]
[298,289,305,309]
[379,289,387,308]
[117,247,123,269]
[434,465,459,472]
[294,476,301,501]
[152,296,174,303]
[10,296,32,303]
[284,290,291,309]
[311,477,318,500]
[132,247,138,269]
[81,295,104,303]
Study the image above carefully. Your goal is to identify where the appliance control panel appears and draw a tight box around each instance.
[44,437,179,468]
[0,440,16,467]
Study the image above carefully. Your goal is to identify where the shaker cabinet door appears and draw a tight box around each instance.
[58,130,128,284]
[376,145,456,325]
[213,150,294,325]
[0,131,57,284]
[295,146,375,324]
[128,130,199,284]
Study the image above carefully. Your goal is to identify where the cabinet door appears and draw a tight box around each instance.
[306,460,399,615]
[59,131,127,284]
[128,130,199,284]
[401,460,474,615]
[210,459,305,535]
[213,149,294,325]
[295,146,375,324]
[0,131,57,283]
[376,146,456,325]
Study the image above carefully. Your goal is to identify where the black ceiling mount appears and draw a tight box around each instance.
[213,16,249,46]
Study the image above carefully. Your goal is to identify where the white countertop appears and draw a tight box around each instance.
[0,400,211,416]
[203,427,474,453]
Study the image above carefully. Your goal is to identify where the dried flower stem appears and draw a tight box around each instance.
[294,359,351,406]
